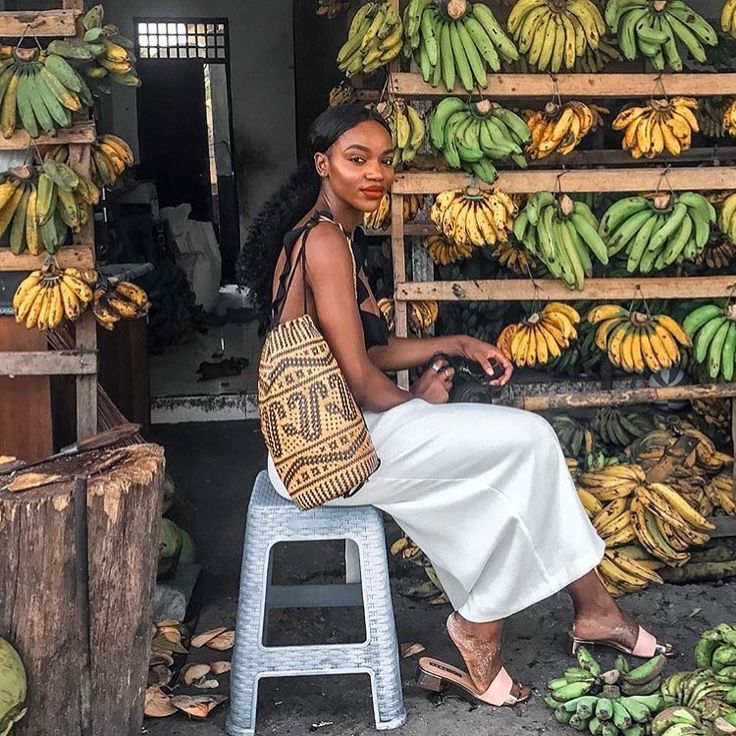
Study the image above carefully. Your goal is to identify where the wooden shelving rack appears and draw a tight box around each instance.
[0,0,97,440]
[378,0,736,414]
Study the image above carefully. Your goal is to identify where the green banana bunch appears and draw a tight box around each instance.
[374,98,425,166]
[429,97,530,182]
[406,0,518,91]
[547,316,603,376]
[651,706,710,736]
[593,408,655,448]
[574,36,623,72]
[683,304,736,381]
[514,192,609,290]
[660,667,736,722]
[697,97,734,138]
[605,0,718,70]
[719,192,736,243]
[552,415,596,457]
[600,192,716,274]
[337,2,404,76]
[694,625,736,671]
[0,636,27,736]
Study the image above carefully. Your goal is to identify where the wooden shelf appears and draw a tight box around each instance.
[390,72,736,99]
[0,121,96,151]
[0,349,96,377]
[0,9,80,37]
[392,167,736,195]
[0,247,95,272]
[395,276,736,302]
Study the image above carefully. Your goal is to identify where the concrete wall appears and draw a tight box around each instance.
[104,0,297,233]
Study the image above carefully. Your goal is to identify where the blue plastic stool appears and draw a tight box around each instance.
[226,471,406,735]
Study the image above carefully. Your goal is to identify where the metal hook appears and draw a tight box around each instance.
[548,72,562,106]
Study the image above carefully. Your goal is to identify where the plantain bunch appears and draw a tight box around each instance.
[525,100,601,159]
[374,97,426,166]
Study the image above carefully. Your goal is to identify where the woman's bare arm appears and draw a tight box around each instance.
[368,335,467,371]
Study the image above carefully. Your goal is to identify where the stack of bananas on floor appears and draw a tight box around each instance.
[337,2,403,76]
[545,645,669,733]
[496,302,580,367]
[593,408,655,448]
[654,706,736,736]
[404,0,518,90]
[720,193,736,242]
[697,97,733,138]
[605,0,718,68]
[694,239,736,270]
[601,191,716,272]
[12,262,96,330]
[0,46,94,138]
[92,278,150,330]
[430,186,517,246]
[683,303,736,381]
[586,303,691,374]
[373,98,425,166]
[429,97,530,182]
[706,472,736,515]
[612,97,699,159]
[514,193,609,290]
[491,236,538,274]
[89,134,135,187]
[725,0,736,39]
[525,101,600,159]
[316,0,351,18]
[46,5,140,90]
[328,79,356,107]
[726,100,736,137]
[508,0,607,72]
[363,192,425,230]
[552,414,596,457]
[423,232,474,264]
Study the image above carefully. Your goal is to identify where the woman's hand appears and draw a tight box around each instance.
[411,355,455,404]
[460,336,514,386]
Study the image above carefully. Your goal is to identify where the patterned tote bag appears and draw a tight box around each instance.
[258,213,380,510]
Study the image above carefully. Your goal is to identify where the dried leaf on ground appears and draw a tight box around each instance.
[159,627,183,645]
[429,593,450,606]
[149,651,174,668]
[151,634,188,654]
[171,694,227,719]
[148,664,173,687]
[156,618,182,628]
[7,473,64,492]
[400,642,426,658]
[398,581,439,599]
[182,663,211,686]
[194,678,219,690]
[206,630,235,651]
[210,661,231,675]
[191,627,227,648]
[144,686,177,717]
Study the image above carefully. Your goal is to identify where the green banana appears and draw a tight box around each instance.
[622,654,667,686]
[695,315,728,363]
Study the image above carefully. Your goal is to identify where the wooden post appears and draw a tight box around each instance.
[391,190,409,389]
[0,443,165,736]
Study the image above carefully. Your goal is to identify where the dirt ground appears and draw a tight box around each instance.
[144,420,736,736]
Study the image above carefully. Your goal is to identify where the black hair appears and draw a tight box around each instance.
[236,104,391,333]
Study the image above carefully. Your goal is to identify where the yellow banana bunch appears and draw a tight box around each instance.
[374,98,426,167]
[424,233,474,265]
[90,134,135,188]
[725,99,736,137]
[705,472,736,516]
[376,297,394,332]
[430,186,517,248]
[613,97,699,159]
[596,548,663,597]
[723,0,736,39]
[363,193,425,231]
[498,302,580,367]
[328,79,356,107]
[586,303,691,374]
[491,237,537,274]
[720,192,736,244]
[337,2,403,77]
[409,300,440,334]
[92,279,150,330]
[525,101,598,159]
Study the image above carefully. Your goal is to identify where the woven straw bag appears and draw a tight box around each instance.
[258,213,380,510]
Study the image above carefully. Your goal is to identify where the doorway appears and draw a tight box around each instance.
[135,19,239,281]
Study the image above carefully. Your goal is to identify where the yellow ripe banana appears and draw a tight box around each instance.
[630,326,646,373]
[537,322,563,358]
[35,286,53,331]
[46,283,65,329]
[61,273,94,304]
[0,177,20,210]
[59,279,82,321]
[114,281,149,308]
[24,185,41,256]
[101,133,134,164]
[647,326,676,369]
[639,327,662,373]
[578,488,604,517]
[12,270,42,312]
[592,497,629,531]
[607,549,663,584]
[603,523,637,547]
[648,482,715,533]
[107,294,140,319]
[599,553,648,590]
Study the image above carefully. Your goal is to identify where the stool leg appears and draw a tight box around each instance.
[345,538,361,584]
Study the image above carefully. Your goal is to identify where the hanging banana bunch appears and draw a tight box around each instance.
[375,297,438,335]
[316,0,351,18]
[719,192,736,243]
[424,232,474,265]
[363,192,425,230]
[89,134,135,187]
[605,0,718,69]
[683,303,736,381]
[694,238,736,270]
[491,236,538,274]
[612,97,699,159]
[574,35,622,72]
[724,0,736,38]
[337,2,403,76]
[725,99,736,137]
[697,97,733,138]
[328,79,356,107]
[92,277,151,330]
[524,101,599,159]
[374,98,425,166]
[376,297,394,332]
[404,0,518,91]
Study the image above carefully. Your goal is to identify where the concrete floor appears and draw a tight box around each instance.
[145,420,736,736]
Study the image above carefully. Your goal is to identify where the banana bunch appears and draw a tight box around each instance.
[613,97,699,159]
[720,193,736,242]
[12,262,96,330]
[337,2,403,76]
[497,302,580,367]
[683,303,736,381]
[694,239,736,270]
[508,0,607,72]
[605,0,718,69]
[0,46,93,139]
[601,192,716,273]
[525,101,598,159]
[491,236,538,274]
[593,408,654,448]
[553,415,596,458]
[374,98,425,166]
[328,79,356,107]
[405,0,518,91]
[548,317,603,376]
[697,97,733,138]
[90,134,135,188]
[691,397,731,434]
[429,98,530,182]
[598,547,666,594]
[316,0,351,18]
[661,668,736,724]
[363,192,425,230]
[430,186,517,247]
[587,303,691,374]
[409,300,439,333]
[424,232,474,264]
[575,36,623,72]
[92,279,150,330]
[725,0,736,38]
[47,5,141,90]
[514,193,609,290]
[725,100,736,137]
[653,705,730,736]
[695,625,736,672]
[376,297,394,332]
[706,472,736,516]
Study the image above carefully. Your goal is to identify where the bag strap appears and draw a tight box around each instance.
[270,212,358,329]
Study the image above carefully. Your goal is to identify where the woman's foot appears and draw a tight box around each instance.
[446,612,530,701]
[572,604,641,652]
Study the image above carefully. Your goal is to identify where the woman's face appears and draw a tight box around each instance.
[318,120,395,213]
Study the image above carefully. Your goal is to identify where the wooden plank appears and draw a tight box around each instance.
[514,382,736,411]
[365,222,437,237]
[0,247,95,272]
[0,9,80,37]
[396,276,736,302]
[390,191,410,390]
[0,349,96,376]
[0,122,96,150]
[390,72,736,99]
[392,167,736,195]
[75,312,97,440]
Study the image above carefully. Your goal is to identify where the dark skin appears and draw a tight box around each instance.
[272,119,669,700]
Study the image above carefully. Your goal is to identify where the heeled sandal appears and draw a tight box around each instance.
[570,626,675,658]
[416,657,531,707]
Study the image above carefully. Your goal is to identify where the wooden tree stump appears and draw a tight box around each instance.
[0,443,165,736]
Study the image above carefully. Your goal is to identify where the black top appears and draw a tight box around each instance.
[272,213,390,351]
